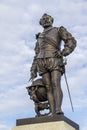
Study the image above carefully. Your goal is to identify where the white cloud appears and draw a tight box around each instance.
[81,118,87,130]
[0,84,33,116]
[0,124,10,130]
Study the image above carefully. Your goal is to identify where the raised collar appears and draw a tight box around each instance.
[43,26,53,33]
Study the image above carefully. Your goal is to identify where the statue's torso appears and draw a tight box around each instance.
[37,27,61,58]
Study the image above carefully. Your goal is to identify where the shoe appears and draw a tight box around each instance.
[56,109,64,115]
[48,112,56,116]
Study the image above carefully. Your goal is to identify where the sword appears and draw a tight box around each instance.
[63,57,74,112]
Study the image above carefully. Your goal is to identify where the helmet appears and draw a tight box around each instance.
[28,78,45,88]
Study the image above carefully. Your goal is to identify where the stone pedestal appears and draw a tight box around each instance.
[12,115,79,130]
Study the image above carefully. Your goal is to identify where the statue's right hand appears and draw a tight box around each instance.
[29,71,37,82]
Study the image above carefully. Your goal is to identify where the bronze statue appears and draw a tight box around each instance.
[29,13,76,116]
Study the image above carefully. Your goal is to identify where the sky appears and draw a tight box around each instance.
[0,0,87,130]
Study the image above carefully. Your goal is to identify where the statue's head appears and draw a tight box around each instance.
[39,13,54,28]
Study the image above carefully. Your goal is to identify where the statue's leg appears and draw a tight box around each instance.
[51,70,63,114]
[42,72,55,115]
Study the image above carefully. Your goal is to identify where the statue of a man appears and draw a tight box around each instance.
[30,13,76,115]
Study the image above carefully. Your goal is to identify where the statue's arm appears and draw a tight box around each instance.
[30,40,39,81]
[58,26,77,56]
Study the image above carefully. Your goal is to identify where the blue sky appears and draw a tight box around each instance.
[0,0,87,130]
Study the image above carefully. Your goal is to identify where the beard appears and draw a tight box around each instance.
[42,21,52,28]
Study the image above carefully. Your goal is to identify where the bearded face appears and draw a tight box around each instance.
[39,13,54,28]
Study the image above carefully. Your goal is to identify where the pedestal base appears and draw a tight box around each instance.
[12,115,79,130]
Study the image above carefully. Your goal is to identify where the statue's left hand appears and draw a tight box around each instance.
[53,50,62,57]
